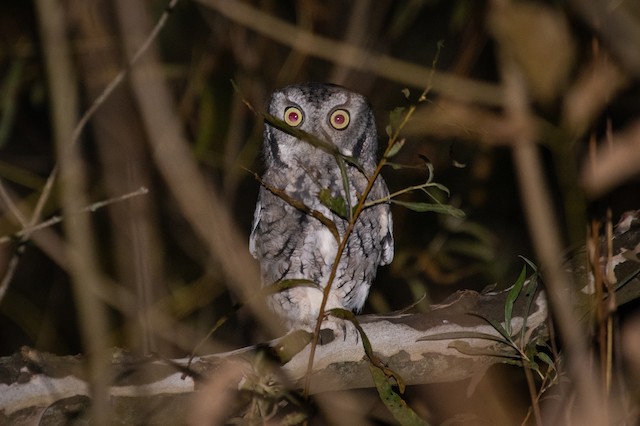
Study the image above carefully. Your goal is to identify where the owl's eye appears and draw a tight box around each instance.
[330,109,350,130]
[284,107,303,127]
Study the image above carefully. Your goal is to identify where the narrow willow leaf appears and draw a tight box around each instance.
[417,330,509,344]
[369,364,430,426]
[318,189,347,219]
[384,162,430,170]
[420,182,451,196]
[270,330,313,364]
[253,172,341,242]
[385,162,413,170]
[391,200,465,218]
[281,412,308,426]
[343,155,367,176]
[516,257,539,345]
[385,124,393,138]
[448,341,521,360]
[418,154,435,183]
[268,278,320,294]
[264,113,338,156]
[327,308,373,356]
[335,156,353,221]
[518,255,538,273]
[386,138,406,159]
[536,352,555,368]
[505,264,527,336]
[328,308,405,392]
[387,107,407,136]
[468,312,513,343]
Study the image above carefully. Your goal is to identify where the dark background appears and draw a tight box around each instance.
[1,0,639,423]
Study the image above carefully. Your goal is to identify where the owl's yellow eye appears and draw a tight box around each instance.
[330,109,350,130]
[284,107,303,127]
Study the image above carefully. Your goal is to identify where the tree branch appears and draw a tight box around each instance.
[1,283,547,424]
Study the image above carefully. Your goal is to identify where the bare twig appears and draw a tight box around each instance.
[0,187,149,245]
[0,0,180,303]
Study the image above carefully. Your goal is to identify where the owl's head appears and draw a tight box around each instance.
[264,83,378,169]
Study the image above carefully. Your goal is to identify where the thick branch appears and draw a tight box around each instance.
[1,285,546,424]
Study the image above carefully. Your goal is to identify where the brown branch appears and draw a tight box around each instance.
[0,285,548,424]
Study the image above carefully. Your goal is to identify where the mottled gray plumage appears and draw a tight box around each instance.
[249,83,394,332]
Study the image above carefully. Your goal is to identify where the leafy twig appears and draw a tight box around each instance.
[304,42,448,395]
[249,170,341,242]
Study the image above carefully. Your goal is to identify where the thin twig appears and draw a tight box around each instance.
[0,187,149,245]
[0,0,180,305]
[0,179,28,227]
[39,0,181,219]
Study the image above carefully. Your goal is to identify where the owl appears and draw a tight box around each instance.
[249,83,394,336]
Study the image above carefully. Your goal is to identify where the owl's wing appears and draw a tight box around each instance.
[380,206,394,265]
[249,189,263,259]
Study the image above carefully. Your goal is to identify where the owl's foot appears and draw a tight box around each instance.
[318,315,361,345]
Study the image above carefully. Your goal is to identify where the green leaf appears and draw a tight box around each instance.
[391,200,465,218]
[254,172,341,242]
[417,330,509,345]
[342,155,367,176]
[385,162,413,170]
[516,257,539,345]
[536,352,555,369]
[385,124,393,138]
[469,313,513,343]
[448,341,521,360]
[334,155,353,220]
[318,189,348,219]
[505,264,527,336]
[386,138,406,159]
[387,107,407,137]
[268,279,320,294]
[369,364,430,426]
[518,255,538,273]
[328,308,405,392]
[264,113,339,156]
[271,330,313,364]
[280,412,308,426]
[420,182,450,196]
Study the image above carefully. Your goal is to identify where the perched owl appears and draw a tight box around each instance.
[249,83,394,335]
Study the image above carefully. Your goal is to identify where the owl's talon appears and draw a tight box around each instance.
[319,316,360,345]
[318,328,335,345]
